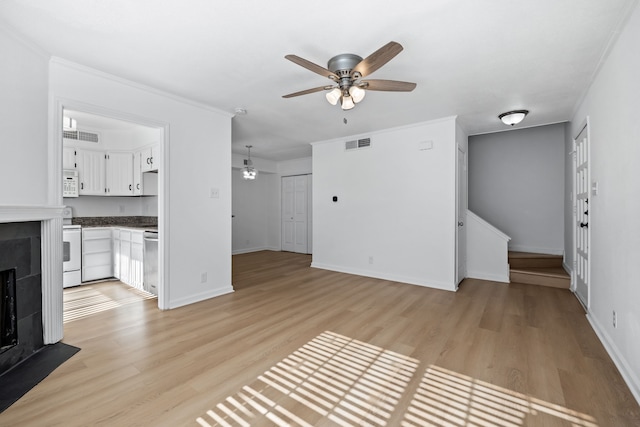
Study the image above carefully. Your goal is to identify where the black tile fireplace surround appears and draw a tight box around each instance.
[0,221,43,376]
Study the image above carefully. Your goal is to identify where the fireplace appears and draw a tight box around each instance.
[0,206,65,379]
[0,222,44,376]
[1,268,18,353]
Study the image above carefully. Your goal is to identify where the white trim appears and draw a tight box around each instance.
[50,57,234,118]
[587,313,640,406]
[0,206,65,344]
[232,246,272,255]
[310,262,456,292]
[468,120,569,137]
[310,116,458,148]
[466,271,510,284]
[167,285,234,309]
[0,205,64,222]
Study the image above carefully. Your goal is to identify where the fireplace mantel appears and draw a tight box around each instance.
[0,205,65,344]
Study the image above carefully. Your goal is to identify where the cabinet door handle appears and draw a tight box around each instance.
[129,184,132,191]
[136,183,140,190]
[81,183,84,190]
[150,156,153,165]
[146,158,150,164]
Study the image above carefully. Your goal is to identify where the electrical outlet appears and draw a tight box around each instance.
[210,188,219,199]
[119,205,125,213]
[613,310,617,328]
[201,272,207,283]
[368,256,374,264]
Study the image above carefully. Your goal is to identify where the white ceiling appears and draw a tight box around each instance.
[2,0,636,160]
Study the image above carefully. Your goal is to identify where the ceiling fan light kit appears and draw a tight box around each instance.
[499,110,529,126]
[283,41,416,111]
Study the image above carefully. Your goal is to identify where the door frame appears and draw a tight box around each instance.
[455,145,468,286]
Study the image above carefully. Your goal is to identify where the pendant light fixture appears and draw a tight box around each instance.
[243,145,257,180]
[499,110,529,126]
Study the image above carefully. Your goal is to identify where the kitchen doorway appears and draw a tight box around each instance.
[58,105,166,314]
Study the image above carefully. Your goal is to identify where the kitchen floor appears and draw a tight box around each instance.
[63,280,156,324]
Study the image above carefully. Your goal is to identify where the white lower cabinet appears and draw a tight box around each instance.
[82,228,113,282]
[130,231,144,289]
[112,228,144,290]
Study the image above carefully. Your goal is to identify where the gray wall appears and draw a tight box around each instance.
[468,123,565,254]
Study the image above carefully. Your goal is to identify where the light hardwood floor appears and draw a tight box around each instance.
[2,251,639,426]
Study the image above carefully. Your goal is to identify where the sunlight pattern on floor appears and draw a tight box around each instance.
[197,331,419,427]
[401,365,598,427]
[63,286,155,323]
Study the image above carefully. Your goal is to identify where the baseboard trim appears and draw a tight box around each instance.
[466,270,510,283]
[587,313,640,406]
[232,246,271,255]
[310,262,456,292]
[168,285,234,309]
[508,245,564,255]
[562,261,575,291]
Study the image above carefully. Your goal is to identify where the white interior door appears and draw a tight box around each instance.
[574,123,590,308]
[456,147,467,285]
[282,175,310,253]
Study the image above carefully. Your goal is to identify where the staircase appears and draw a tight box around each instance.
[509,252,571,289]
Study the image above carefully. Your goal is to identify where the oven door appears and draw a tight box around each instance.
[63,227,81,272]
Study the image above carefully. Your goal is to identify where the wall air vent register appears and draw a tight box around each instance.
[63,129,101,143]
[345,137,371,151]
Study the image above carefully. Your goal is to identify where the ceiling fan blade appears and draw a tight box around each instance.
[282,85,334,98]
[285,55,339,81]
[361,79,417,92]
[352,41,404,78]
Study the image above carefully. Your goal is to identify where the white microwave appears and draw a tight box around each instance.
[63,169,79,197]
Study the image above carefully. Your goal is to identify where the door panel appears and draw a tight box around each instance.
[575,124,590,308]
[282,175,310,254]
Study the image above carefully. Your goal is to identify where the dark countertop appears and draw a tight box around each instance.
[73,216,157,232]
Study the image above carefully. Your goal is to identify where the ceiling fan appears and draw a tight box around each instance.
[282,41,417,110]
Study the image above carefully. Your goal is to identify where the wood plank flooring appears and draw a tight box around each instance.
[1,251,639,426]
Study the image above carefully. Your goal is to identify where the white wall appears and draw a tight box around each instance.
[232,169,277,253]
[312,118,458,291]
[566,3,640,403]
[468,124,565,254]
[231,156,312,254]
[49,58,233,309]
[63,195,158,217]
[0,27,49,205]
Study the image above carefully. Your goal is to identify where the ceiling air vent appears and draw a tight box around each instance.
[345,137,371,151]
[63,129,101,143]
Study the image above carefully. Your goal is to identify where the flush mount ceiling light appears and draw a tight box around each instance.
[243,145,257,180]
[499,110,529,126]
[283,41,416,111]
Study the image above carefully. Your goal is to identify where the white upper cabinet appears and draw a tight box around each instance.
[105,151,134,196]
[63,146,77,170]
[76,149,106,195]
[141,144,159,172]
[133,150,143,195]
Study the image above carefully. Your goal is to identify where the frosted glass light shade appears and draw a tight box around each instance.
[349,86,366,103]
[243,168,257,180]
[325,88,341,105]
[499,110,528,126]
[341,95,355,110]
